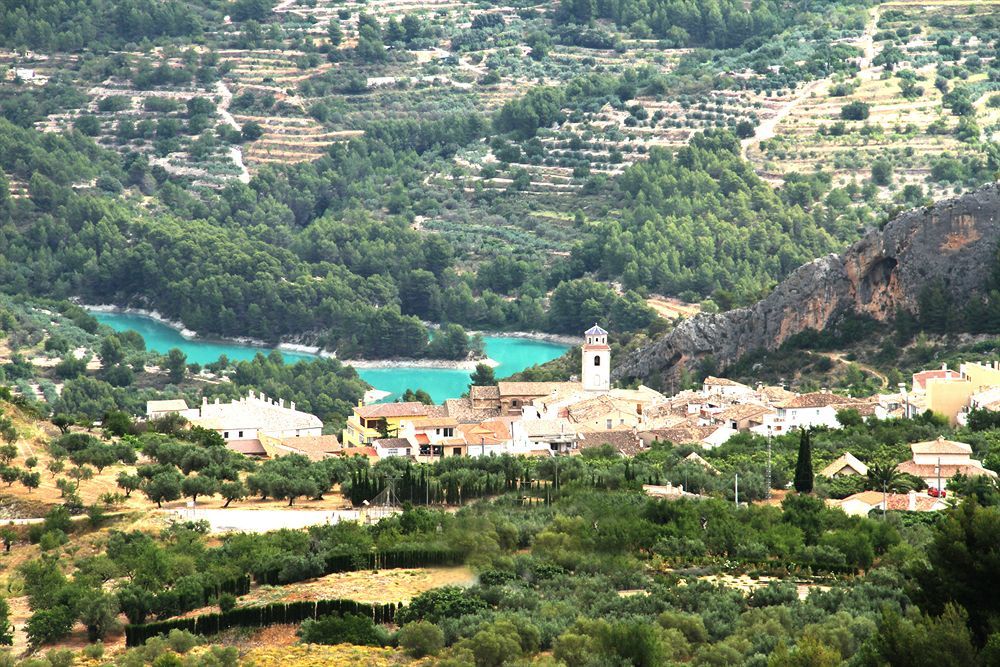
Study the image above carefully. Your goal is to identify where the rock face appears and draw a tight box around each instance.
[613,183,1000,385]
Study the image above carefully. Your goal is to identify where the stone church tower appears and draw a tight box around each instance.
[582,324,610,392]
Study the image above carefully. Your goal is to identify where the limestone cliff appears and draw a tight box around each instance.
[613,183,1000,384]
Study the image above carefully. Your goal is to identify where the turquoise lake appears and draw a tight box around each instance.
[91,311,570,403]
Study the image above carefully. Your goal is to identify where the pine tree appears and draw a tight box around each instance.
[794,428,814,494]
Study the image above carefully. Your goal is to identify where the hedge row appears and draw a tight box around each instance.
[254,547,465,586]
[125,598,399,647]
[658,556,858,576]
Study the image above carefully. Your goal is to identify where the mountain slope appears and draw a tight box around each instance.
[613,183,1000,385]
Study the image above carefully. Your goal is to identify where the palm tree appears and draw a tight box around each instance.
[865,459,905,493]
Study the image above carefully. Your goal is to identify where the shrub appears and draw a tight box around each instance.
[218,593,236,613]
[840,101,871,120]
[297,613,387,646]
[165,629,200,654]
[399,621,445,657]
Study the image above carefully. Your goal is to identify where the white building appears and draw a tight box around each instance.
[772,392,867,431]
[582,324,611,392]
[701,376,755,399]
[146,390,323,442]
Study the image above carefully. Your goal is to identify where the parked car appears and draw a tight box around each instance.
[928,487,947,498]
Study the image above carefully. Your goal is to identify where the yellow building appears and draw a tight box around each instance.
[925,361,1000,425]
[342,402,433,447]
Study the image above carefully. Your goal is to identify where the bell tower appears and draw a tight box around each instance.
[582,324,610,392]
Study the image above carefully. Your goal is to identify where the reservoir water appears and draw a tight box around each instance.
[91,311,570,403]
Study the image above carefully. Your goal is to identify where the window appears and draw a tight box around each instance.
[223,431,229,439]
[594,356,601,367]
[453,447,462,456]
[238,431,243,438]
[606,419,612,429]
[443,427,454,437]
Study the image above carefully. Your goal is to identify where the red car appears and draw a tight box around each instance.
[928,487,947,498]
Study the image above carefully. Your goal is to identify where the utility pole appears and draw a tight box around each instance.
[936,456,941,496]
[766,425,773,500]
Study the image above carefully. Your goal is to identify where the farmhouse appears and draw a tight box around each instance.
[831,490,947,517]
[820,452,868,478]
[145,391,323,451]
[895,436,997,491]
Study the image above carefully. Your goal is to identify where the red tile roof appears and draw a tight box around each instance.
[227,439,267,456]
[355,402,430,419]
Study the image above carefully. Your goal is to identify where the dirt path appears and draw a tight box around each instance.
[741,79,829,159]
[742,3,883,160]
[816,351,889,389]
[215,81,251,184]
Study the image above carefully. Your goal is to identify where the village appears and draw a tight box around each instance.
[146,324,999,520]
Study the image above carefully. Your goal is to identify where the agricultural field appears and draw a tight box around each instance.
[746,2,1000,203]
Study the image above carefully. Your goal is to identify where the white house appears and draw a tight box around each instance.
[772,392,866,431]
[701,376,755,399]
[146,390,323,444]
[831,490,947,517]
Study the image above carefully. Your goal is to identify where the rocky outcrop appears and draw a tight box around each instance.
[613,183,1000,384]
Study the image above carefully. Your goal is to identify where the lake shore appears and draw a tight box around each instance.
[341,356,500,370]
[84,305,503,370]
[467,330,580,346]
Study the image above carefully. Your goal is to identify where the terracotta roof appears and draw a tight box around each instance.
[355,402,430,419]
[896,460,997,479]
[578,430,643,456]
[910,437,973,456]
[885,494,945,512]
[838,491,884,506]
[497,381,580,397]
[912,369,961,391]
[684,451,719,473]
[567,396,634,422]
[469,385,500,400]
[820,452,868,477]
[835,491,945,512]
[716,403,773,422]
[275,435,342,461]
[373,437,411,450]
[227,439,266,456]
[703,376,748,388]
[775,392,865,409]
[757,386,796,402]
[404,416,459,428]
[443,398,501,423]
[639,425,721,445]
[337,446,379,459]
[458,419,510,446]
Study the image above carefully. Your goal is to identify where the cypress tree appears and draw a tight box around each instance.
[793,428,814,493]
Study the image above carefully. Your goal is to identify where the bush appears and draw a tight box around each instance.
[398,587,488,624]
[297,613,387,646]
[218,593,236,613]
[840,101,871,120]
[398,620,445,657]
[165,629,199,654]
